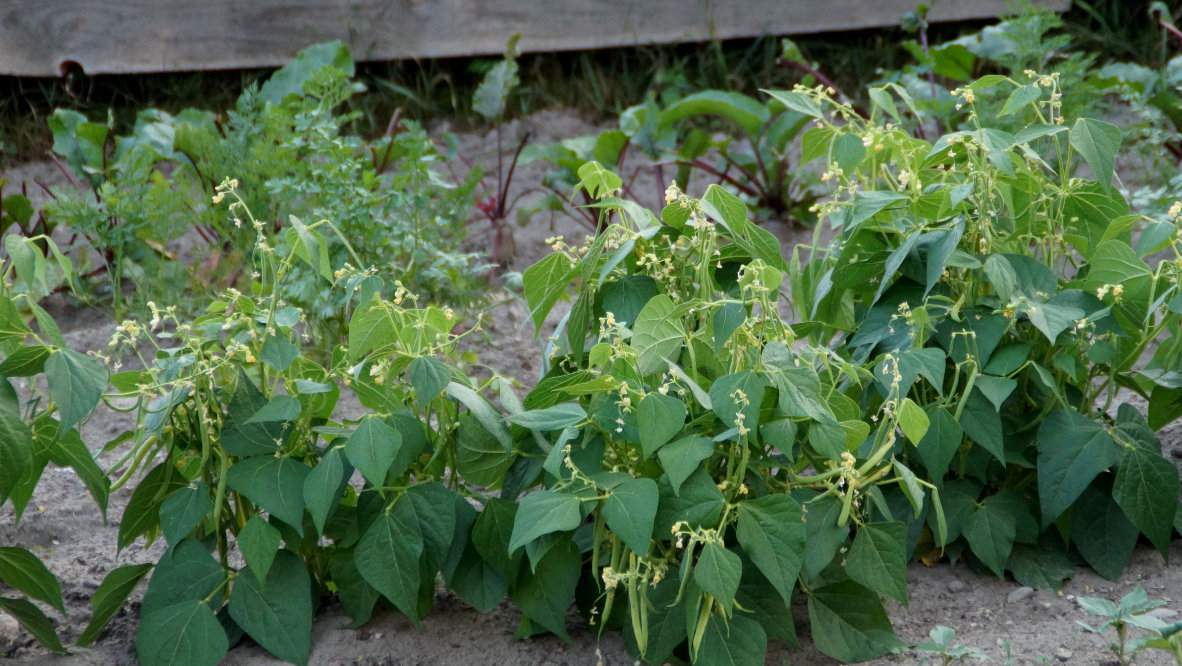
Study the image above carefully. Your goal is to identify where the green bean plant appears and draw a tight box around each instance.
[1077,587,1178,665]
[0,236,110,653]
[513,171,937,663]
[785,71,1182,588]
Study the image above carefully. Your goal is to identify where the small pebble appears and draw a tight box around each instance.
[0,613,19,650]
[947,579,966,593]
[1055,647,1073,662]
[1007,586,1035,603]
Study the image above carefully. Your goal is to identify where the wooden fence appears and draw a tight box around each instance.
[0,0,1069,77]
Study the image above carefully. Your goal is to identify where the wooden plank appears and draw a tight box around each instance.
[0,0,1070,76]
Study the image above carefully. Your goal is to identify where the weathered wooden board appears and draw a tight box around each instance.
[0,0,1069,76]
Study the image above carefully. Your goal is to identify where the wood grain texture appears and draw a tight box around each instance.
[0,0,1070,76]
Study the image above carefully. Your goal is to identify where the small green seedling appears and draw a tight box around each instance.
[914,625,987,664]
[1077,587,1172,665]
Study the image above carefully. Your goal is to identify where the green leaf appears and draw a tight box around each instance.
[1008,544,1073,591]
[657,435,714,495]
[141,539,225,615]
[457,413,515,488]
[409,357,450,408]
[735,495,805,605]
[220,369,283,457]
[712,302,746,353]
[710,371,767,439]
[159,483,211,546]
[762,88,823,118]
[964,496,1017,577]
[473,58,519,121]
[356,497,424,620]
[1037,409,1122,524]
[1071,486,1137,580]
[238,516,282,585]
[448,545,506,613]
[654,469,724,535]
[509,538,580,641]
[833,132,866,173]
[226,457,310,534]
[0,345,49,377]
[999,83,1041,116]
[45,426,109,518]
[229,551,312,666]
[136,600,227,666]
[697,613,767,666]
[600,276,657,328]
[78,563,153,646]
[245,395,300,424]
[801,493,850,578]
[259,335,298,372]
[260,40,353,104]
[807,579,898,662]
[0,404,32,505]
[447,382,513,450]
[845,522,908,604]
[329,554,379,628]
[118,463,186,550]
[522,252,576,329]
[694,542,742,608]
[346,416,403,487]
[602,477,658,555]
[508,402,586,431]
[897,398,930,444]
[45,348,107,433]
[1113,441,1179,555]
[0,547,64,611]
[404,483,458,570]
[632,295,685,375]
[916,406,962,481]
[1070,117,1121,187]
[303,446,350,536]
[659,89,770,136]
[472,498,521,580]
[974,375,1017,411]
[0,596,65,653]
[509,490,582,553]
[637,392,686,459]
[959,388,1005,465]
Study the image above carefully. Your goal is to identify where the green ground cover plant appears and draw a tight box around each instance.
[40,42,483,331]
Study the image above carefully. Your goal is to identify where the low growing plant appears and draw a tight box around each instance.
[785,72,1182,587]
[1077,586,1174,665]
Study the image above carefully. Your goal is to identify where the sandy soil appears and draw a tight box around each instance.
[2,109,1181,666]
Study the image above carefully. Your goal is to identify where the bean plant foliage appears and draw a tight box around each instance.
[2,55,1182,666]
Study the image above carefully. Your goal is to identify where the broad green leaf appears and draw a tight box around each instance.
[457,413,515,488]
[159,483,211,546]
[78,563,153,646]
[238,516,282,585]
[845,522,908,604]
[0,404,33,505]
[473,58,519,121]
[472,498,522,580]
[220,369,283,457]
[245,395,300,424]
[1008,544,1073,591]
[712,302,746,353]
[45,348,107,433]
[447,382,513,450]
[141,540,225,615]
[602,477,658,555]
[600,276,657,327]
[916,406,962,481]
[136,600,227,666]
[259,335,298,372]
[637,392,686,459]
[807,580,898,662]
[659,89,769,136]
[408,357,450,408]
[509,539,580,641]
[697,613,767,666]
[509,490,582,553]
[507,403,586,431]
[694,542,742,608]
[964,496,1016,577]
[0,596,65,653]
[356,497,424,620]
[735,495,805,605]
[45,425,109,518]
[260,40,353,104]
[0,547,64,611]
[632,295,685,375]
[329,554,379,628]
[897,398,929,444]
[974,375,1016,412]
[1070,117,1121,187]
[0,345,49,377]
[762,88,823,118]
[303,447,351,535]
[709,371,767,439]
[346,417,403,487]
[1113,442,1179,555]
[959,388,1005,464]
[657,435,714,495]
[800,493,850,578]
[226,457,310,534]
[523,252,576,329]
[1037,409,1121,524]
[999,83,1041,116]
[229,551,312,666]
[1071,486,1137,580]
[449,545,507,612]
[654,469,724,535]
[117,463,186,551]
[404,483,458,571]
